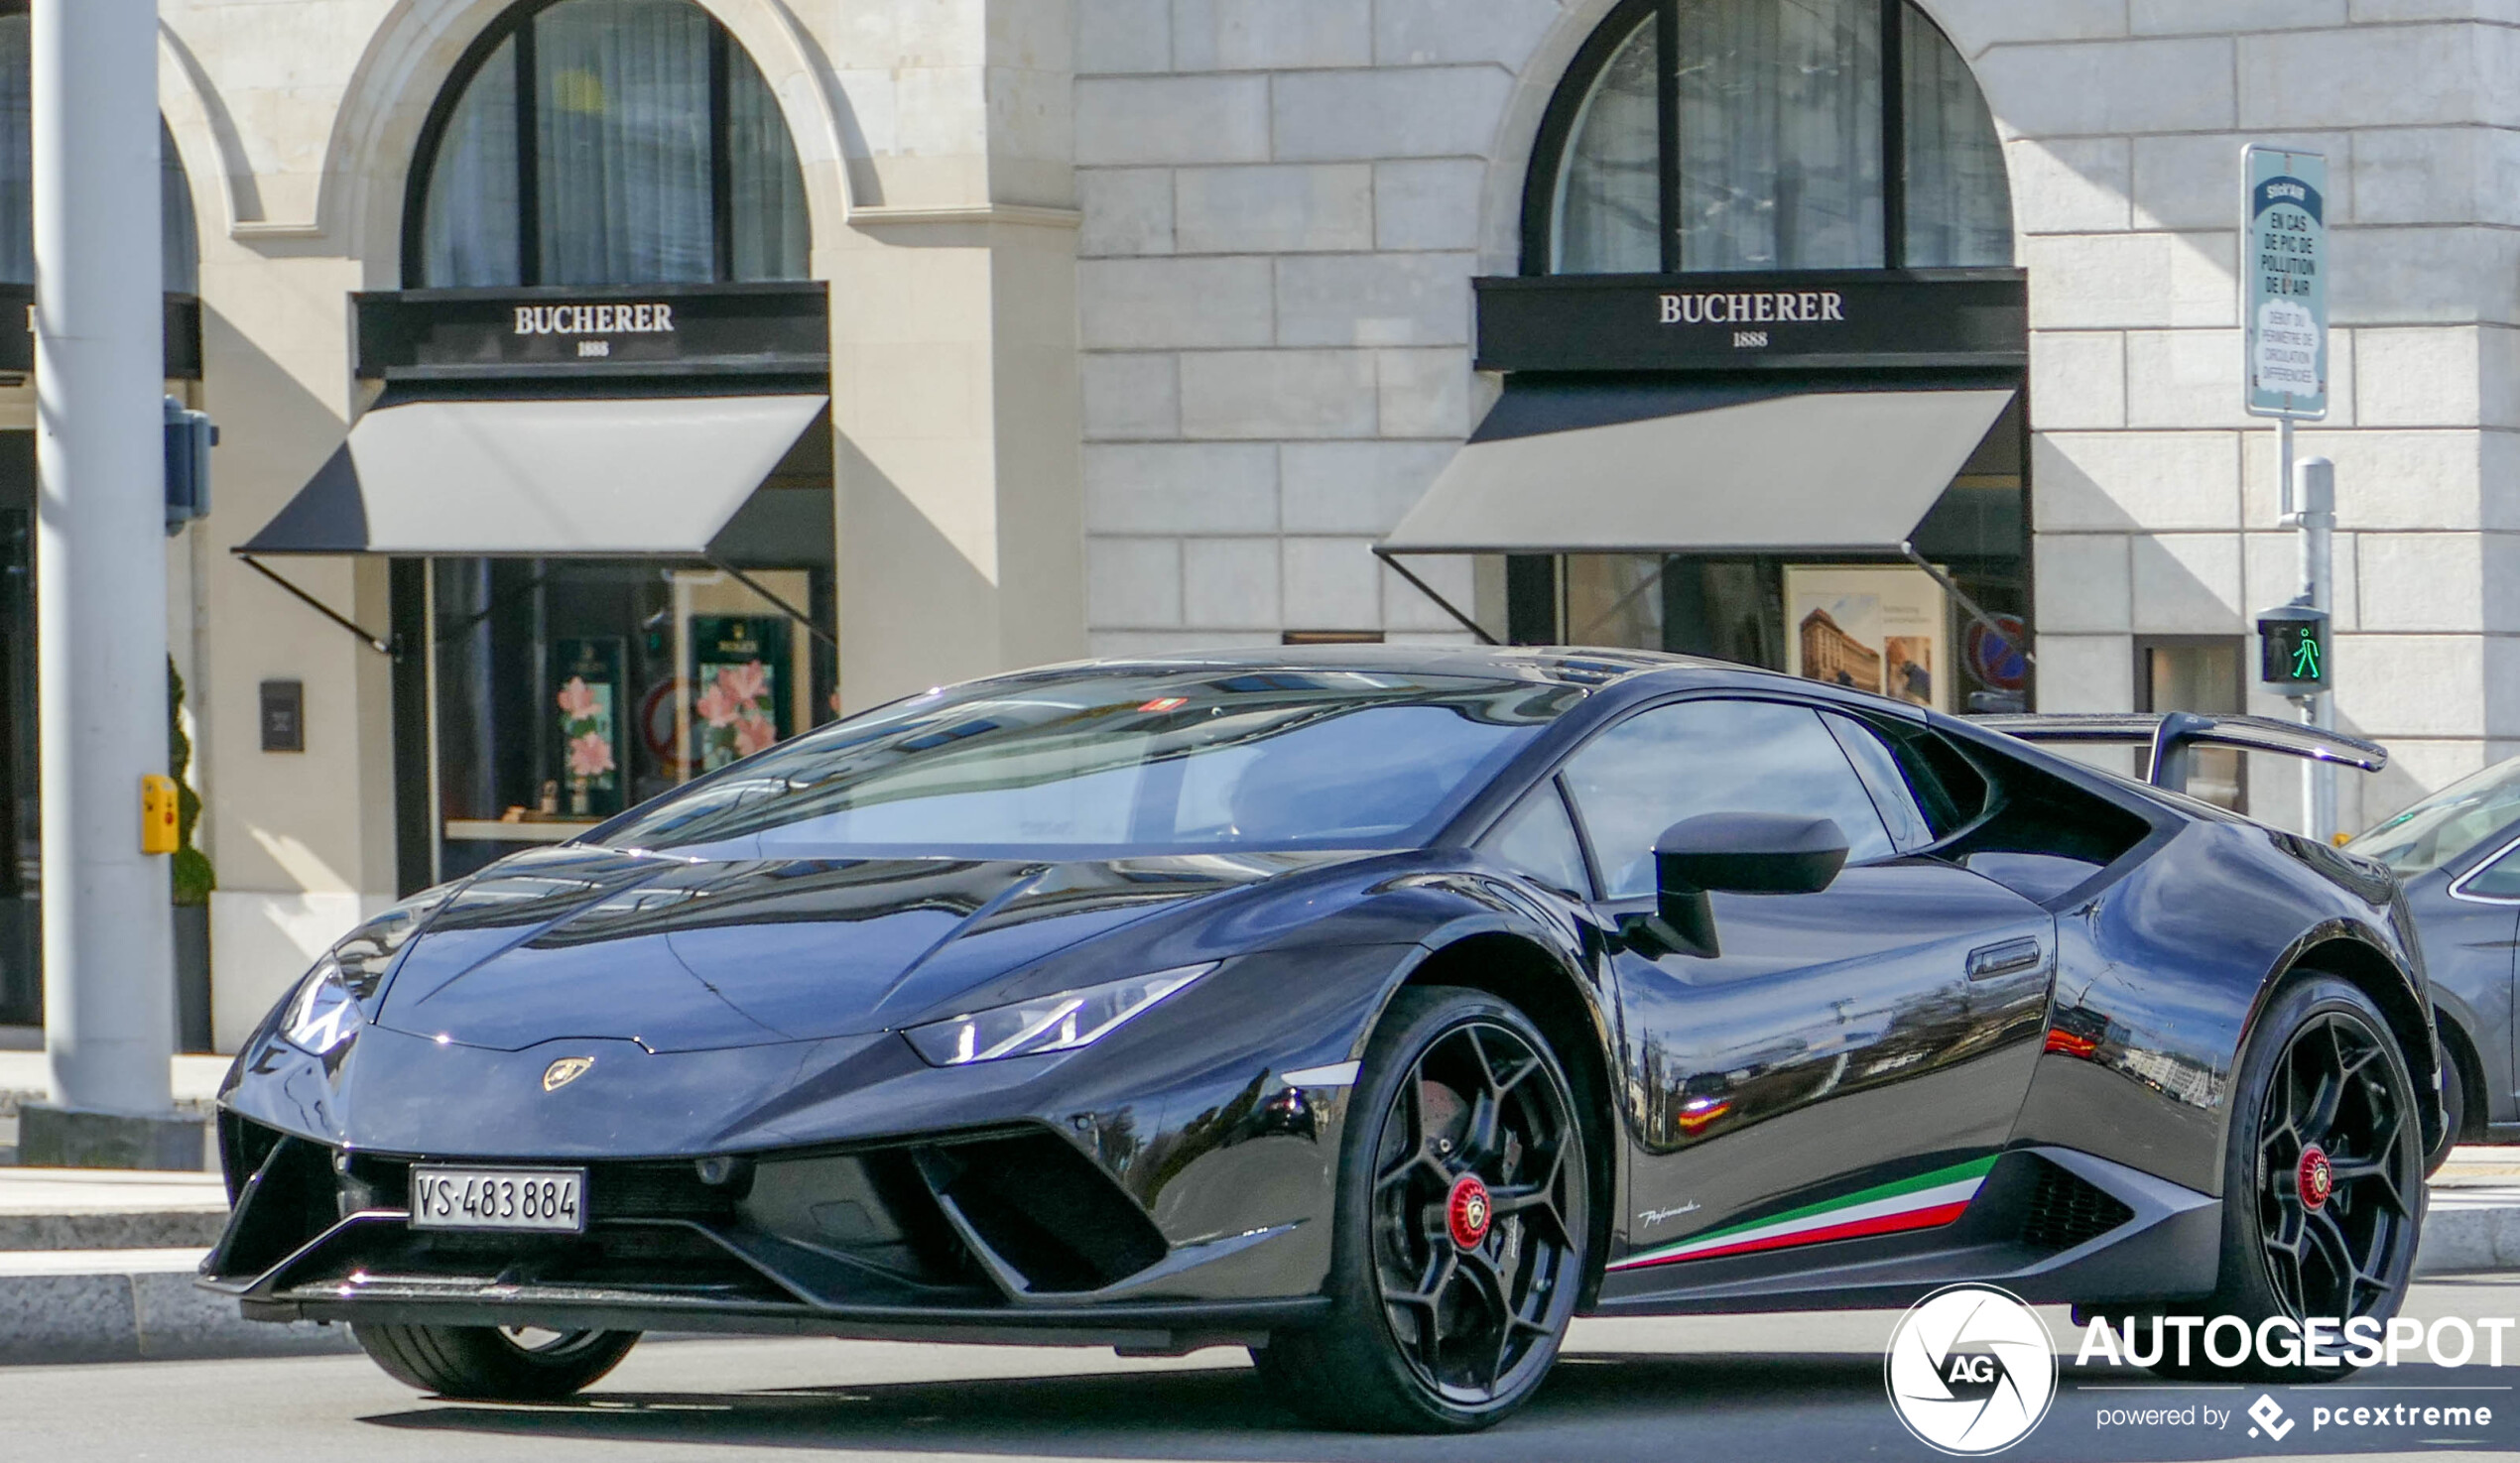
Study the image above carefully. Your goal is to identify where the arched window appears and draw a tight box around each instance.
[1535,0,2010,275]
[0,11,200,295]
[410,0,810,288]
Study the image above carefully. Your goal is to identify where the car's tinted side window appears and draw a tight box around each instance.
[1823,712,1934,851]
[1563,699,1896,900]
[2461,838,2520,900]
[1482,782,1592,898]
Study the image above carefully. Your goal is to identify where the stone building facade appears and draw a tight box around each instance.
[35,0,2512,1047]
[1070,0,2517,826]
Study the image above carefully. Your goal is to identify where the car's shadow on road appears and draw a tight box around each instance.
[360,1351,1904,1461]
[360,1350,2520,1461]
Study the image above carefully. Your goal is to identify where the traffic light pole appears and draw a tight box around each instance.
[22,0,181,1164]
[2288,454,2337,842]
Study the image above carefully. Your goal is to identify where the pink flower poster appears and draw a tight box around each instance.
[690,616,790,771]
[551,638,625,815]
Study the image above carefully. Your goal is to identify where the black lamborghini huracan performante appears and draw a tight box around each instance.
[204,650,2440,1431]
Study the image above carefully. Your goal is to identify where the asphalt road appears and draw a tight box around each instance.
[10,1279,2520,1462]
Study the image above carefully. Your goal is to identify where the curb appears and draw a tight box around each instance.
[0,1257,356,1365]
[0,1210,229,1252]
[2417,1194,2520,1277]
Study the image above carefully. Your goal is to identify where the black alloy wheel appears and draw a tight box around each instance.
[1256,987,1590,1431]
[2254,1009,2420,1324]
[2142,975,2421,1381]
[353,1322,641,1400]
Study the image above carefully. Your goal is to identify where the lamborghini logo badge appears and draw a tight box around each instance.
[542,1056,594,1092]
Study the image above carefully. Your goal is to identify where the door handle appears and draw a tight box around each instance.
[1966,937,2045,982]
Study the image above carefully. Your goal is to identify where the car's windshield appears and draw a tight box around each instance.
[595,669,1582,858]
[2348,754,2520,877]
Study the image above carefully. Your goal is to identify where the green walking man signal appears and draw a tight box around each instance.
[2257,604,2330,693]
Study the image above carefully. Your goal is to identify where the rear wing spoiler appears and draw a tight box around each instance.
[1966,712,2386,796]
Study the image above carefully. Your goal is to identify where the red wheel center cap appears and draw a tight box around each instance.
[2299,1146,2334,1210]
[1447,1174,1492,1249]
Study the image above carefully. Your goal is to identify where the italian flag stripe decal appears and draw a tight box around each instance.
[1608,1156,1998,1273]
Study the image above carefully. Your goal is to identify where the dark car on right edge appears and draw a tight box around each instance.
[2348,757,2520,1151]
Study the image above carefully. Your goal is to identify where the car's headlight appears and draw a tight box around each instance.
[282,954,361,1056]
[905,963,1217,1067]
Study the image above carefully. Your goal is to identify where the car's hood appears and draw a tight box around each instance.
[373,846,1362,1052]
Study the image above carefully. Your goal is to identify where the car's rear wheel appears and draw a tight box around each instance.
[353,1323,639,1400]
[1254,986,1589,1432]
[2144,975,2421,1381]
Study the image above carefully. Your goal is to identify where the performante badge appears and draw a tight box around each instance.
[542,1056,595,1092]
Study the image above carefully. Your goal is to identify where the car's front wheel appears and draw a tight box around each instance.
[353,1323,640,1400]
[1255,986,1589,1432]
[2144,974,2422,1381]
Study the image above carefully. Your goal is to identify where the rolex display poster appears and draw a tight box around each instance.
[1782,565,1951,712]
[690,615,793,772]
[551,637,625,818]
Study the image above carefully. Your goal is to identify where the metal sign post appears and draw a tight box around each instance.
[2243,145,2333,839]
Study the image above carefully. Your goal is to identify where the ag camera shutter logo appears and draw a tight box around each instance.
[1885,1284,2058,1454]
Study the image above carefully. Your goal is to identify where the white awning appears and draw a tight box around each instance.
[1380,387,2017,556]
[241,393,828,557]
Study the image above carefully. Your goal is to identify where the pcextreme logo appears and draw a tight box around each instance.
[1885,1284,2058,1454]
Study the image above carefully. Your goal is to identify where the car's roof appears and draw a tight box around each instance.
[1020,644,1734,689]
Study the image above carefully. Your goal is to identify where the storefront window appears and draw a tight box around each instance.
[428,558,832,881]
[413,0,811,289]
[1545,0,2011,274]
[1491,395,2030,713]
[0,13,201,294]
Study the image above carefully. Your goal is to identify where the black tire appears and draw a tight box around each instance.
[2426,1016,2474,1176]
[353,1323,640,1400]
[2144,975,2422,1382]
[1253,986,1589,1432]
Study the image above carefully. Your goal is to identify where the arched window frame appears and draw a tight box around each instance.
[0,2,198,297]
[1521,0,2001,276]
[402,0,805,289]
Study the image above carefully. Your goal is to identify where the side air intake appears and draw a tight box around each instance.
[917,1132,1168,1294]
[2019,1158,2136,1253]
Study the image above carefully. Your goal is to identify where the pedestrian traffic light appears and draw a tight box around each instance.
[164,395,215,536]
[2257,604,2330,693]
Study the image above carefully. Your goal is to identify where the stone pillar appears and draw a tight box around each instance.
[820,0,1086,710]
[26,0,180,1162]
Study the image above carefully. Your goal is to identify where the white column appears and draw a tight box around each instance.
[35,0,172,1116]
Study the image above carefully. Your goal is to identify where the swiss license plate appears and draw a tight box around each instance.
[409,1165,587,1234]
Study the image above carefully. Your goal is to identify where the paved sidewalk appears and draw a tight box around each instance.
[0,1048,234,1168]
[0,1163,344,1363]
[0,1167,229,1249]
[0,1048,233,1109]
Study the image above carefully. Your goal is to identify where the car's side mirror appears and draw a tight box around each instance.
[1635,813,1850,958]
